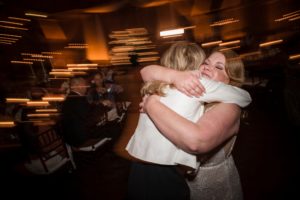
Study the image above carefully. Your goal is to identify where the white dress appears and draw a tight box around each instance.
[187,136,243,200]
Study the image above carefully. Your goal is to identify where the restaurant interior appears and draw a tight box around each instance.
[0,0,299,199]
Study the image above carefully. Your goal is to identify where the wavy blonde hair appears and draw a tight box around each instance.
[141,41,205,96]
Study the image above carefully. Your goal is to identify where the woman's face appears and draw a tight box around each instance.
[199,52,230,84]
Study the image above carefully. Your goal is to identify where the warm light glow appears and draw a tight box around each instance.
[26,101,50,106]
[283,10,300,17]
[8,17,31,21]
[219,40,240,47]
[240,51,262,58]
[0,21,23,26]
[66,63,98,67]
[259,39,283,47]
[160,29,184,37]
[0,25,28,30]
[36,109,58,113]
[0,121,15,127]
[27,113,60,117]
[0,39,16,43]
[40,20,66,40]
[21,53,53,58]
[219,46,240,51]
[201,40,223,47]
[289,54,300,60]
[11,61,33,64]
[41,52,62,55]
[23,58,45,62]
[289,16,300,21]
[0,42,13,45]
[0,37,18,41]
[210,18,239,27]
[27,113,51,117]
[6,98,30,103]
[0,33,22,38]
[42,96,65,101]
[25,12,48,18]
[50,71,74,76]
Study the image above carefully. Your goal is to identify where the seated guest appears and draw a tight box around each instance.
[88,72,127,121]
[87,72,114,107]
[61,77,119,147]
[103,79,124,104]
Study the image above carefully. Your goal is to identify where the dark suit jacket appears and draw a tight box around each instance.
[61,91,91,146]
[61,91,112,147]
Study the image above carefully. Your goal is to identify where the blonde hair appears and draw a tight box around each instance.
[212,48,245,87]
[141,41,205,96]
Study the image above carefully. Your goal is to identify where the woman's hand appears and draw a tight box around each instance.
[171,70,205,97]
[139,95,160,113]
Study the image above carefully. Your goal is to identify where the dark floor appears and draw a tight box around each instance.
[1,66,299,200]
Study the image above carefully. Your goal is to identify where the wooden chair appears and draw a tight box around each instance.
[24,127,76,175]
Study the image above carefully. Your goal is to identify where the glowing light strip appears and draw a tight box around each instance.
[259,39,283,47]
[8,17,31,21]
[210,20,239,27]
[283,10,300,17]
[201,40,222,47]
[219,46,240,51]
[240,51,261,58]
[0,33,21,38]
[68,43,88,46]
[0,21,23,26]
[0,25,28,30]
[41,52,62,55]
[27,113,60,117]
[275,14,300,22]
[23,58,45,62]
[42,96,65,101]
[0,41,13,45]
[0,37,18,40]
[26,101,50,106]
[50,71,73,76]
[160,29,184,37]
[289,16,300,21]
[0,121,15,127]
[25,13,48,18]
[11,61,33,64]
[68,67,96,70]
[36,109,58,113]
[219,40,240,46]
[51,69,72,72]
[289,54,300,60]
[65,46,88,49]
[0,39,16,43]
[6,98,30,103]
[66,63,98,67]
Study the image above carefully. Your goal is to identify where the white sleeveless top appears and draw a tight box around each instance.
[126,77,251,169]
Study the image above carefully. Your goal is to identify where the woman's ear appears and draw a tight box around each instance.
[91,80,95,84]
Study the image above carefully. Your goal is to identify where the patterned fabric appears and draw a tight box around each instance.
[187,136,243,200]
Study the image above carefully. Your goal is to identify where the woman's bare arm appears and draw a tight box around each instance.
[142,95,241,154]
[140,65,205,97]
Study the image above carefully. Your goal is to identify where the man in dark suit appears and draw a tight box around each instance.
[61,77,117,147]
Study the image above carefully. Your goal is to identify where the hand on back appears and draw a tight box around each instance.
[171,70,205,97]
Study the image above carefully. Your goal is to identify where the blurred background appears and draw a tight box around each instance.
[0,0,299,200]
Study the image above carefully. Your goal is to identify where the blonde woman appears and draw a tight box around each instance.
[126,42,251,200]
[139,48,248,200]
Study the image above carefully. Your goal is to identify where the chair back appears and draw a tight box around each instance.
[24,126,76,174]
